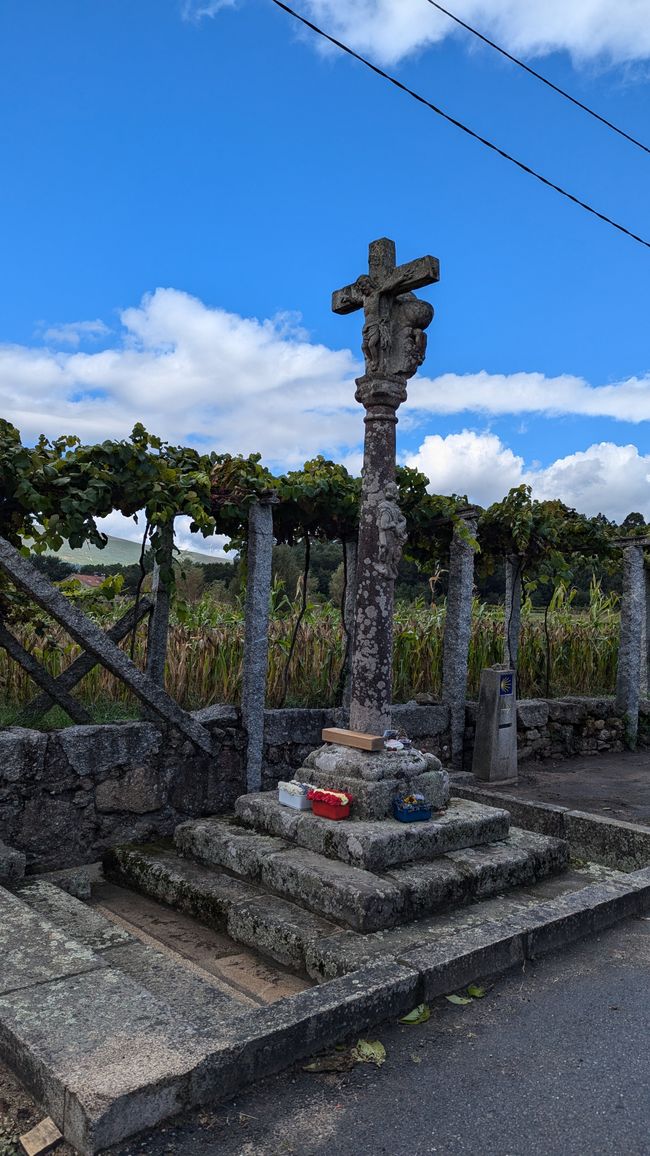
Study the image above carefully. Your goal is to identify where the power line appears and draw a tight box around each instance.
[423,0,650,156]
[269,0,650,252]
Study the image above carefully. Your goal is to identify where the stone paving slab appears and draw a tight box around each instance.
[106,845,351,981]
[102,942,248,1034]
[260,847,406,933]
[189,958,424,1104]
[16,881,133,952]
[234,793,511,870]
[0,967,213,1156]
[451,772,650,871]
[174,819,289,879]
[104,844,264,927]
[226,893,340,972]
[0,886,103,996]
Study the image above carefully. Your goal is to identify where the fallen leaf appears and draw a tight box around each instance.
[352,1039,386,1066]
[399,1003,431,1025]
[445,993,473,1006]
[467,984,487,999]
[410,1052,423,1064]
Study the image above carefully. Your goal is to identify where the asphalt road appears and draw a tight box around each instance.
[494,749,650,826]
[112,915,650,1156]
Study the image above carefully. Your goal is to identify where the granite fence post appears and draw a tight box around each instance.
[641,561,650,700]
[616,544,645,748]
[504,555,523,670]
[341,535,358,714]
[145,523,174,687]
[441,513,478,768]
[241,497,276,792]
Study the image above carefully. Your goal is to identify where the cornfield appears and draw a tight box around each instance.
[0,582,620,725]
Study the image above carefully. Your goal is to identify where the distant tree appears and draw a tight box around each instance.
[31,554,75,582]
[174,563,205,602]
[202,559,237,583]
[621,511,646,531]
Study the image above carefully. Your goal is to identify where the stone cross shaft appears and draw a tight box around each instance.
[333,237,439,734]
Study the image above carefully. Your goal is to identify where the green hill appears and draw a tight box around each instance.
[48,534,223,568]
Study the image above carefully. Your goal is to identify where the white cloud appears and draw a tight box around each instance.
[406,370,650,423]
[296,0,650,66]
[3,289,649,473]
[529,441,650,520]
[3,287,649,526]
[406,430,650,521]
[41,319,111,348]
[181,0,237,18]
[405,429,524,505]
[0,287,361,468]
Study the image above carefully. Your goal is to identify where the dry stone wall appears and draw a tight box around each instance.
[0,697,646,871]
[0,707,245,871]
[464,696,649,770]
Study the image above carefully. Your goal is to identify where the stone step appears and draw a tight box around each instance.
[15,880,254,1028]
[3,865,649,1155]
[234,793,511,871]
[107,843,355,979]
[174,816,569,933]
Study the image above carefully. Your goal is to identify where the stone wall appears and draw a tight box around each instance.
[0,707,245,872]
[0,703,452,871]
[464,696,650,770]
[1,696,646,871]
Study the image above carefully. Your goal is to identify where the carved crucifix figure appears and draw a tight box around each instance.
[333,238,439,735]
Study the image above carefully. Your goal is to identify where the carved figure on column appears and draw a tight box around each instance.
[345,274,434,384]
[376,483,407,579]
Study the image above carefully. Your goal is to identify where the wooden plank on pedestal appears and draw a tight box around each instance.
[321,727,384,751]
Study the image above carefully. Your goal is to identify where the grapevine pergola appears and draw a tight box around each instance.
[1,417,640,609]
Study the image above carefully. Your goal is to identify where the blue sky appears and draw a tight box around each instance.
[1,0,649,549]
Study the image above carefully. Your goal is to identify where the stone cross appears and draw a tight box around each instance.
[333,237,439,734]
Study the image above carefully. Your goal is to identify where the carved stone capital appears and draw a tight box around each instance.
[354,375,408,411]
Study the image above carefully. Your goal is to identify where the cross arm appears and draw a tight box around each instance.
[332,280,366,316]
[385,255,440,295]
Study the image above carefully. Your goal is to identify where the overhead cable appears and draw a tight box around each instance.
[269,0,650,252]
[423,0,650,156]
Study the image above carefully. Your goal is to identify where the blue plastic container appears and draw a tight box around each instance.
[392,801,432,823]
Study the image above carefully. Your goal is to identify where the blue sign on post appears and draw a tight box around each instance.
[499,673,513,696]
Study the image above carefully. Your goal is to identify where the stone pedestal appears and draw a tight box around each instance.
[472,665,518,783]
[300,742,450,819]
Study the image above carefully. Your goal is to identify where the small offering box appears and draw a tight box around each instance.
[278,782,312,811]
[308,787,352,821]
[393,794,432,823]
[311,799,351,821]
